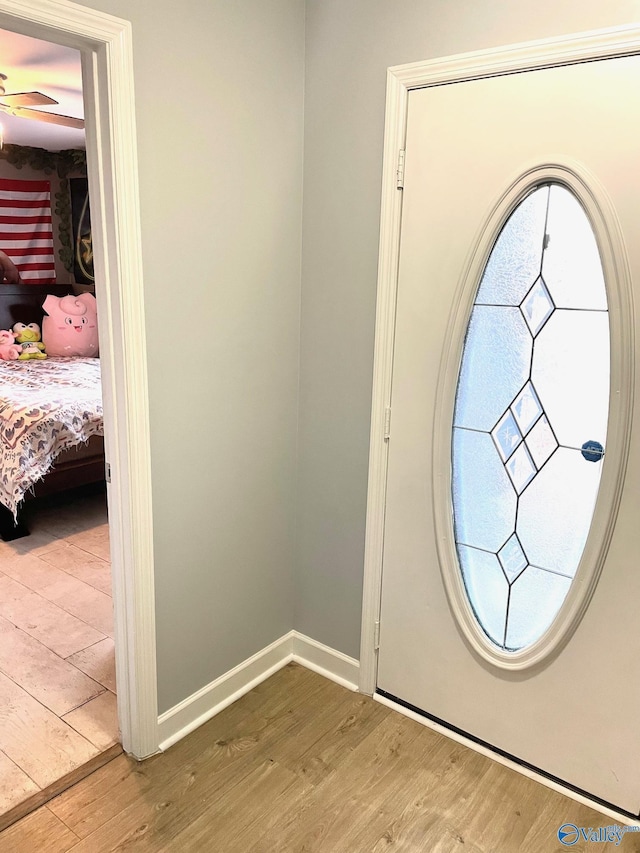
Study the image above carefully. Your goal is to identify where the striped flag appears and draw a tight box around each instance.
[0,178,56,284]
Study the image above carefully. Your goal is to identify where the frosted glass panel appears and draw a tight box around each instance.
[521,277,554,336]
[498,534,527,583]
[517,447,603,576]
[505,567,572,651]
[492,410,522,462]
[511,382,542,435]
[458,545,509,646]
[542,185,607,310]
[525,415,557,469]
[532,309,609,448]
[452,428,517,552]
[476,186,548,306]
[451,181,610,652]
[454,306,532,431]
[505,444,536,494]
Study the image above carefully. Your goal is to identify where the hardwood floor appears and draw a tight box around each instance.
[0,487,119,822]
[1,663,636,852]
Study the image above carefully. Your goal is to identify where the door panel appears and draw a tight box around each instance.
[377,56,640,813]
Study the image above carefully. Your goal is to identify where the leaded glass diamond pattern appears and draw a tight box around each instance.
[512,382,542,435]
[526,415,558,469]
[491,379,552,496]
[492,410,522,462]
[496,381,552,494]
[451,182,609,653]
[498,534,527,583]
[521,276,554,336]
[505,443,536,494]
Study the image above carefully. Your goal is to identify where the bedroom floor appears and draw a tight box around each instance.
[0,486,119,821]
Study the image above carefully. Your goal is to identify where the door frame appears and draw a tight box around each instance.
[360,22,640,696]
[0,0,158,757]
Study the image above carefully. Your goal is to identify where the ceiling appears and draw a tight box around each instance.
[0,28,85,152]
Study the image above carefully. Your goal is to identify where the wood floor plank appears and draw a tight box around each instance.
[0,615,105,717]
[243,710,438,852]
[0,671,98,789]
[39,544,112,596]
[46,754,151,840]
[47,664,330,840]
[147,759,303,853]
[65,638,116,692]
[116,686,387,852]
[72,759,301,853]
[0,572,105,659]
[458,760,560,851]
[62,691,119,751]
[8,665,634,852]
[520,796,640,852]
[0,806,79,853]
[273,688,388,784]
[0,751,39,815]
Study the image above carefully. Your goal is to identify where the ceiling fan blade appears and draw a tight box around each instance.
[2,91,58,108]
[3,105,84,130]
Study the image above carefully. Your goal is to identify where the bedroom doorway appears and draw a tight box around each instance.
[0,26,117,827]
[0,0,157,826]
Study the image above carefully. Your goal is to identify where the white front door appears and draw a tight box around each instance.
[376,54,640,814]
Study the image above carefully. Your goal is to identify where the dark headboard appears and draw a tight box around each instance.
[0,283,75,331]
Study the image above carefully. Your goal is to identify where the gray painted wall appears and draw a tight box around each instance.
[296,0,640,658]
[79,0,305,713]
[16,0,639,714]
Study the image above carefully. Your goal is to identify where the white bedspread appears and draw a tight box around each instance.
[0,357,103,516]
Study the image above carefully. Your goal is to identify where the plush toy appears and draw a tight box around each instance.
[13,323,47,360]
[0,329,21,360]
[42,293,99,357]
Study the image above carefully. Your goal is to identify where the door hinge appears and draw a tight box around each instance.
[105,462,111,483]
[383,406,392,441]
[374,620,381,650]
[396,149,405,189]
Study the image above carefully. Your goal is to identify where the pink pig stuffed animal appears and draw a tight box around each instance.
[0,329,22,360]
[42,293,99,357]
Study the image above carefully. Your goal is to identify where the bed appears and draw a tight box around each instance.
[0,283,105,540]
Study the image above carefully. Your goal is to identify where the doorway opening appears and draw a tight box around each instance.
[0,0,157,827]
[0,25,117,826]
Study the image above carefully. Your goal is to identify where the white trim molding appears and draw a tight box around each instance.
[291,631,360,691]
[360,22,640,693]
[158,632,359,752]
[0,0,158,757]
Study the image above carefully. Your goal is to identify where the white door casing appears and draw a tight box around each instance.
[361,25,640,814]
[0,0,158,757]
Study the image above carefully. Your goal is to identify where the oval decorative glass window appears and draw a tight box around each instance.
[452,183,609,652]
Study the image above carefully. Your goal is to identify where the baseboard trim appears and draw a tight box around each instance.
[157,631,360,752]
[291,631,359,691]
